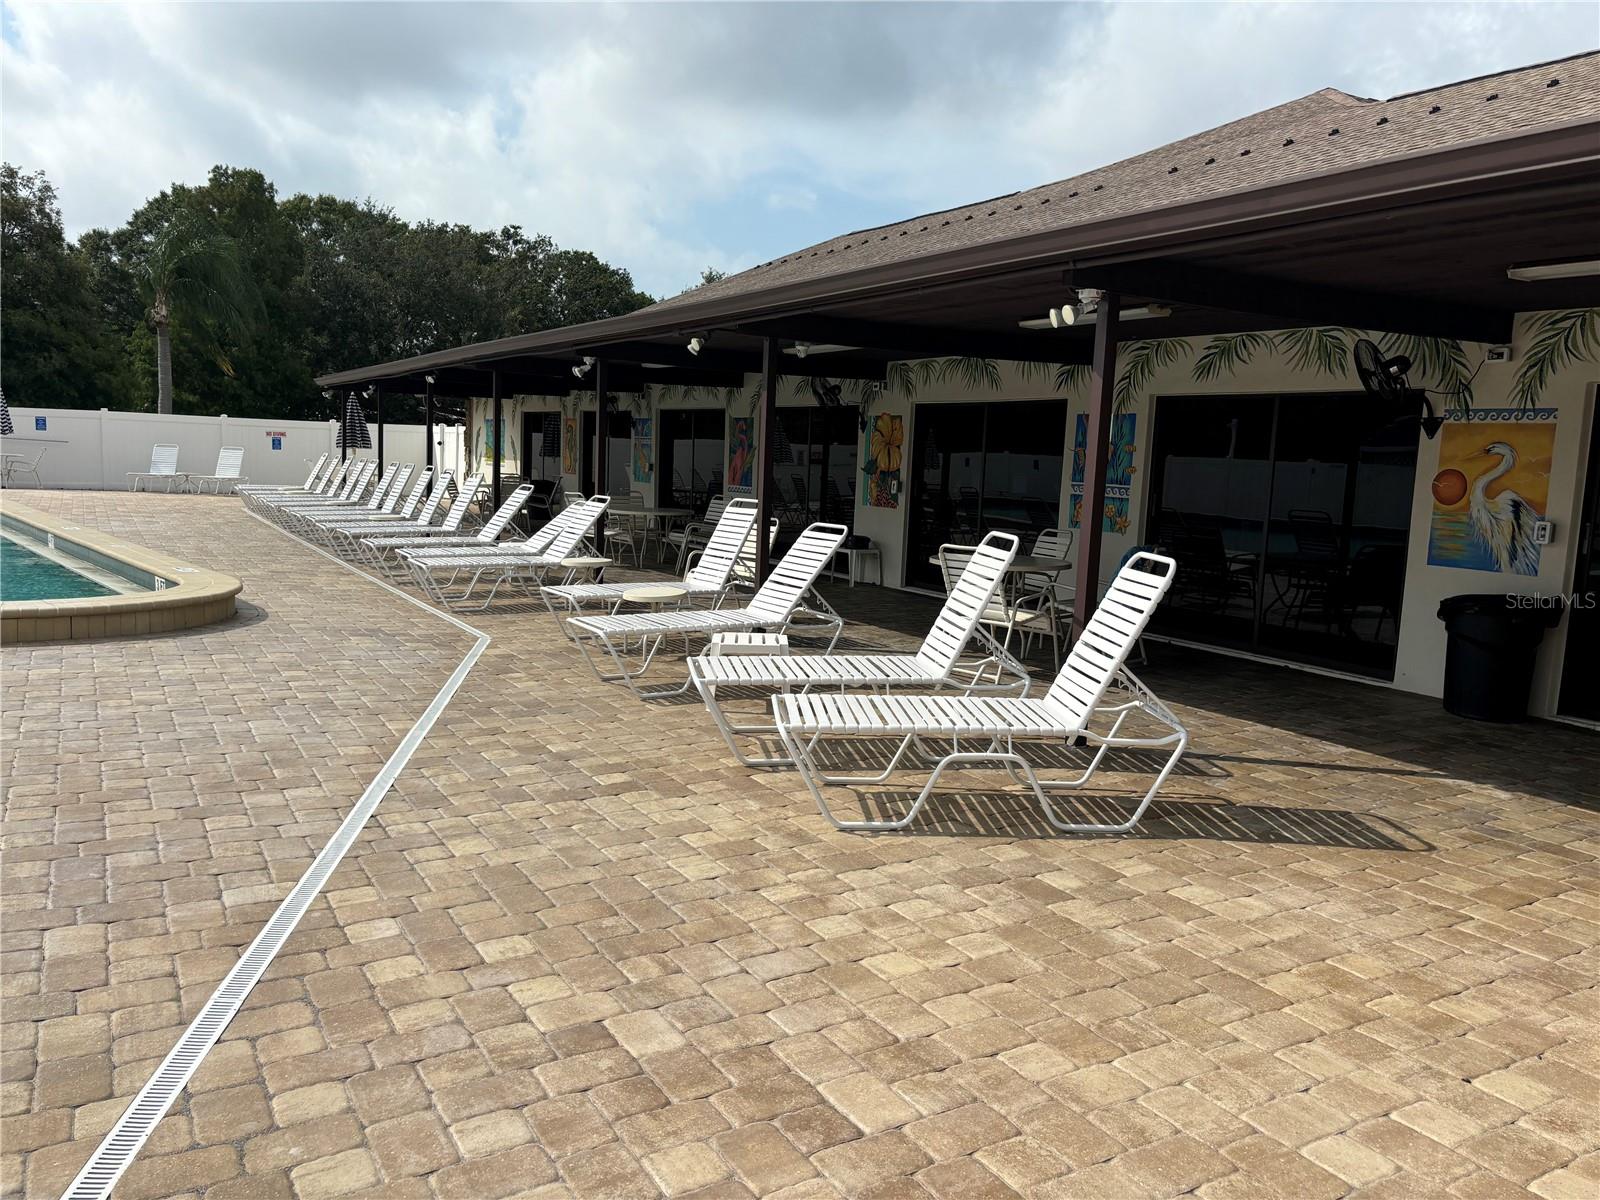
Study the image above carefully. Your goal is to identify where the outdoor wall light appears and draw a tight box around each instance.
[1021,302,1170,331]
[687,336,707,356]
[570,356,595,379]
[1506,258,1600,281]
[1053,287,1103,327]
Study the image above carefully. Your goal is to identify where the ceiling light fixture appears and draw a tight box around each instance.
[781,342,856,357]
[570,356,595,380]
[1506,258,1600,282]
[1019,303,1171,330]
[687,335,707,356]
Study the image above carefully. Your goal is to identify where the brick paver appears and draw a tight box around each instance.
[3,489,1597,1199]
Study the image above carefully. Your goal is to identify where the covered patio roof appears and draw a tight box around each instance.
[317,52,1599,392]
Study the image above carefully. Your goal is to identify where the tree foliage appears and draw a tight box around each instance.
[2,163,655,421]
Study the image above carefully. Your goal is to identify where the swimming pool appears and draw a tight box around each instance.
[0,535,119,600]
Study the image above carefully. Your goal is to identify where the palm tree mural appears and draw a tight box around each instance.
[137,209,260,413]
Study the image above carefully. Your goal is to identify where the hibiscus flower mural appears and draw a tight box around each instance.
[863,412,903,508]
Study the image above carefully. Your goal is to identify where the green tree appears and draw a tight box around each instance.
[0,164,123,407]
[135,205,261,413]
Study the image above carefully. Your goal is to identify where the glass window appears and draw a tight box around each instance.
[659,409,725,514]
[905,400,1066,590]
[1146,392,1417,677]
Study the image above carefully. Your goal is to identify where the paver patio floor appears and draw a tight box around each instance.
[3,490,1597,1200]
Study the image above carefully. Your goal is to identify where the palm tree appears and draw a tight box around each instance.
[138,209,259,413]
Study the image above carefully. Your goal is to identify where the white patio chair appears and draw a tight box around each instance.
[774,552,1185,834]
[542,497,762,625]
[940,541,1061,672]
[1,446,46,488]
[188,447,248,494]
[568,522,849,699]
[128,444,183,492]
[604,491,647,567]
[402,496,610,610]
[667,495,729,573]
[690,531,1027,768]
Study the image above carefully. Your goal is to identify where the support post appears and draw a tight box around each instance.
[755,337,781,583]
[593,359,610,544]
[424,377,435,472]
[374,384,385,473]
[491,370,504,511]
[1071,291,1120,637]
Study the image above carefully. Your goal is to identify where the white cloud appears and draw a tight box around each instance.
[2,1,1593,297]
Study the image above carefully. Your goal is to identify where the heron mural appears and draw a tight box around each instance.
[1428,411,1555,575]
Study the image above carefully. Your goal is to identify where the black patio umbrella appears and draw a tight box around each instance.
[338,391,372,450]
[0,390,14,437]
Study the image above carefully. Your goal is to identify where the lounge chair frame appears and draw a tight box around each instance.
[773,552,1187,834]
[569,522,848,700]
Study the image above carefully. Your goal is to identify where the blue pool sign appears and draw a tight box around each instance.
[34,416,46,431]
[266,430,285,451]
[272,436,282,450]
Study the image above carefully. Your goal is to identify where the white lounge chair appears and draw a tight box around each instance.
[365,482,532,559]
[568,522,849,699]
[666,495,729,573]
[402,496,610,610]
[240,456,340,510]
[690,532,1026,767]
[306,467,432,548]
[270,461,385,523]
[541,497,763,625]
[358,472,487,568]
[291,463,413,538]
[258,459,372,517]
[237,453,326,499]
[128,445,183,492]
[774,552,1185,834]
[188,447,249,494]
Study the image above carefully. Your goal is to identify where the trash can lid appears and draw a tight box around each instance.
[1437,592,1564,626]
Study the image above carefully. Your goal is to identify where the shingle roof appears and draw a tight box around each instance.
[655,50,1600,311]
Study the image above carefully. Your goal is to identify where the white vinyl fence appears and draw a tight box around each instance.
[1,408,441,491]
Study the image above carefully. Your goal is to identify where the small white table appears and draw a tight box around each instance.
[622,583,688,606]
[827,545,882,587]
[560,556,611,584]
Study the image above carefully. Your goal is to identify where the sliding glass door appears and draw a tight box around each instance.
[906,400,1067,591]
[776,406,859,527]
[1146,392,1417,677]
[658,409,725,514]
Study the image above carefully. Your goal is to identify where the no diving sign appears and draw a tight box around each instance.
[266,430,286,451]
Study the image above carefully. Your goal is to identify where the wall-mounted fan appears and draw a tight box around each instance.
[1352,338,1442,438]
[810,377,844,408]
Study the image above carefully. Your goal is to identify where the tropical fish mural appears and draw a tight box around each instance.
[1070,412,1137,533]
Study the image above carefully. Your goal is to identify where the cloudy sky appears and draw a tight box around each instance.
[3,1,1593,296]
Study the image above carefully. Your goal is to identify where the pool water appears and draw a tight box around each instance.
[0,536,118,601]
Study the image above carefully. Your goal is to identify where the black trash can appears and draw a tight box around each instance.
[1436,593,1563,721]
